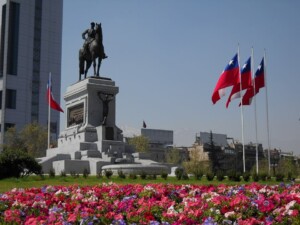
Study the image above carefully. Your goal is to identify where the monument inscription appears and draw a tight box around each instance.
[68,103,84,127]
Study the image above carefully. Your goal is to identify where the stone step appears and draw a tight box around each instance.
[80,150,102,158]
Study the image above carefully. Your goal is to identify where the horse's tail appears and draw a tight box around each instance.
[79,49,84,75]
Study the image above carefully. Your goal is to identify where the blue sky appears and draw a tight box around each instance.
[61,0,300,154]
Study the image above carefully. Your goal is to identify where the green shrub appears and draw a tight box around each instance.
[70,171,79,178]
[104,170,113,179]
[175,167,184,180]
[206,172,214,181]
[0,149,42,179]
[259,172,268,181]
[216,171,225,181]
[83,168,90,178]
[276,173,285,182]
[60,170,67,177]
[97,171,103,179]
[182,172,189,180]
[243,172,250,182]
[252,173,259,182]
[149,174,157,180]
[140,171,147,180]
[227,170,241,182]
[118,170,126,179]
[161,171,168,180]
[49,168,55,178]
[129,173,137,179]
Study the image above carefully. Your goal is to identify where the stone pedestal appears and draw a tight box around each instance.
[40,77,125,174]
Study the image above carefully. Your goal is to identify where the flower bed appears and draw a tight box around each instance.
[0,183,300,224]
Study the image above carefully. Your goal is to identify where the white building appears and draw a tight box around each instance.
[0,0,63,146]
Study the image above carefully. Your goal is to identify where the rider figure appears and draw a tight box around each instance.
[82,22,107,59]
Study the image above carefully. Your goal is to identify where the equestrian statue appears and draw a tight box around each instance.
[79,22,107,80]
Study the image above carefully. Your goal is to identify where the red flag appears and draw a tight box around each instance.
[212,54,240,104]
[241,58,265,106]
[47,74,64,112]
[226,57,252,108]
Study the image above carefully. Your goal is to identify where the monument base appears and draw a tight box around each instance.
[39,77,164,175]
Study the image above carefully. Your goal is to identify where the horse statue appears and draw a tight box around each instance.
[79,23,106,80]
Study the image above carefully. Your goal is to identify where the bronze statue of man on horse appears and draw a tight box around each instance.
[79,22,108,80]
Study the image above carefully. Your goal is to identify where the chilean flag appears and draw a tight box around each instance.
[226,57,252,108]
[241,58,265,106]
[47,74,64,112]
[212,54,240,104]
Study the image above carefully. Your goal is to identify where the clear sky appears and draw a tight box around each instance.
[61,0,300,155]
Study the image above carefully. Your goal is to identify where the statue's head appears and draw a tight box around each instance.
[91,22,95,27]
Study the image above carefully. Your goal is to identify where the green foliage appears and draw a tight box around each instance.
[252,173,259,182]
[70,171,79,178]
[60,170,67,177]
[259,172,268,181]
[140,171,147,180]
[96,171,103,179]
[182,148,209,180]
[3,123,48,157]
[128,135,150,152]
[0,149,42,179]
[206,172,214,181]
[166,148,181,164]
[129,173,137,179]
[149,174,157,180]
[118,170,126,179]
[216,170,225,181]
[228,170,241,182]
[243,172,251,182]
[175,167,184,180]
[181,172,189,180]
[83,168,90,178]
[160,171,168,180]
[277,158,298,178]
[276,173,285,182]
[104,170,113,179]
[49,168,56,178]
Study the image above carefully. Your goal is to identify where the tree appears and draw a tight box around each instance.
[128,135,150,152]
[0,148,42,179]
[166,148,181,164]
[3,122,48,157]
[207,131,222,174]
[183,148,210,179]
[277,158,298,179]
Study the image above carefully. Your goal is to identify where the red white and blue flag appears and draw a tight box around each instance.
[226,57,252,108]
[212,54,240,104]
[47,74,64,112]
[241,57,265,105]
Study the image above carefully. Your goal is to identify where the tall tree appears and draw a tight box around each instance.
[128,135,150,153]
[3,123,48,157]
[208,130,222,174]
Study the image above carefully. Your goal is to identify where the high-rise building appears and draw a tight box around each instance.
[0,0,63,147]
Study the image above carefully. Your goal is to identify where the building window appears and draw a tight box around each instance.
[7,2,20,75]
[0,4,6,77]
[6,89,16,109]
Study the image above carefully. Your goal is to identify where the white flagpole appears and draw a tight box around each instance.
[264,50,271,175]
[238,45,246,173]
[252,48,259,174]
[48,72,51,149]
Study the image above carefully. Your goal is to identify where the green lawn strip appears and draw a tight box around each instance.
[0,175,289,193]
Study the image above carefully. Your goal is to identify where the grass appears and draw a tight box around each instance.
[0,175,293,193]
